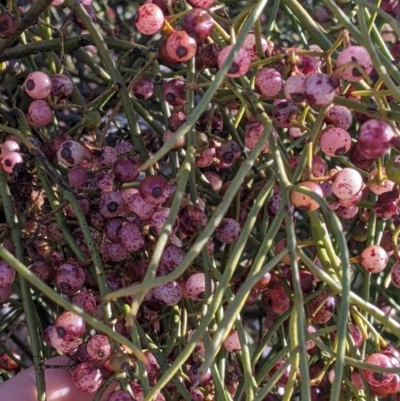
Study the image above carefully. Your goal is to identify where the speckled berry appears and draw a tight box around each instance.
[185,272,214,301]
[304,73,339,107]
[331,168,363,200]
[223,330,241,352]
[55,311,86,341]
[135,3,164,35]
[215,218,241,244]
[153,281,182,305]
[320,127,351,157]
[284,75,306,103]
[336,46,373,82]
[255,68,283,98]
[118,223,145,253]
[87,334,111,360]
[217,46,251,78]
[360,245,388,273]
[72,362,103,393]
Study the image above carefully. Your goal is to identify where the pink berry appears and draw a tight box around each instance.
[351,370,365,390]
[266,288,291,314]
[139,175,169,206]
[391,262,400,288]
[284,75,306,103]
[218,46,251,78]
[57,140,85,167]
[24,71,52,99]
[338,190,362,207]
[94,146,118,167]
[331,168,363,200]
[304,73,339,107]
[308,292,336,324]
[255,68,283,98]
[50,74,73,99]
[196,146,216,168]
[99,191,124,218]
[67,165,88,188]
[153,281,182,305]
[72,292,96,314]
[107,391,134,401]
[94,170,114,192]
[28,100,53,126]
[118,223,145,252]
[1,140,20,155]
[166,31,197,62]
[163,79,186,106]
[243,32,269,61]
[203,171,223,192]
[2,151,23,173]
[56,263,85,295]
[100,241,128,262]
[362,353,394,387]
[324,105,353,129]
[72,362,103,393]
[131,77,154,99]
[357,119,394,159]
[216,140,241,167]
[55,311,86,341]
[272,101,300,128]
[113,156,139,183]
[0,261,15,287]
[223,330,241,352]
[87,334,111,360]
[320,127,351,157]
[215,218,241,244]
[244,121,270,152]
[360,245,388,273]
[291,181,324,211]
[159,245,185,275]
[0,286,12,302]
[135,4,164,35]
[163,129,186,150]
[49,326,83,353]
[150,207,178,236]
[29,261,54,284]
[335,205,359,220]
[336,46,373,82]
[369,168,394,195]
[185,272,214,301]
[123,188,157,220]
[115,140,134,155]
[182,8,214,42]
